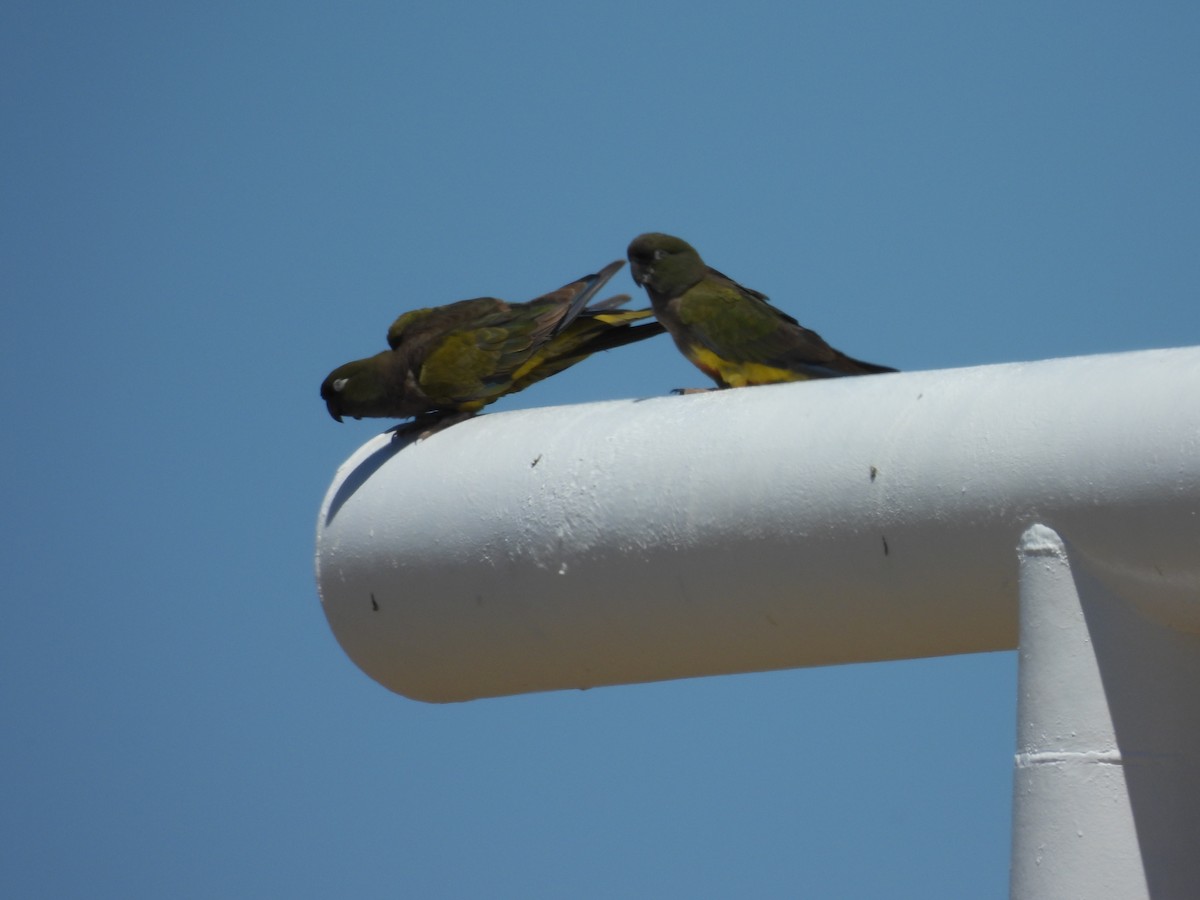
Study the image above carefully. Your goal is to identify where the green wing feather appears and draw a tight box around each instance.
[509,308,664,392]
[678,270,893,379]
[679,274,837,364]
[396,261,635,410]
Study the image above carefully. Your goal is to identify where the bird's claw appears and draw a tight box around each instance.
[387,411,476,443]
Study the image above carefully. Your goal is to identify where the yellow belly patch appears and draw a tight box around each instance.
[688,346,809,387]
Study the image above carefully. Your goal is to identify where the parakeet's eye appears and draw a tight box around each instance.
[653,249,666,261]
[332,378,350,392]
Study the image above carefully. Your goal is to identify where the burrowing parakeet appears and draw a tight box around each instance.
[321,260,665,436]
[627,233,895,388]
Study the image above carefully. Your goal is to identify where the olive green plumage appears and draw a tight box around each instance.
[627,233,895,388]
[321,260,665,434]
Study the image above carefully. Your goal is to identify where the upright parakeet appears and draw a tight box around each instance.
[627,233,895,388]
[321,260,665,437]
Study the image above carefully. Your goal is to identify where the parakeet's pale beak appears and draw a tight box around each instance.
[321,374,348,422]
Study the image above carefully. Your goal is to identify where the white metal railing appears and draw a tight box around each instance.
[315,345,1200,898]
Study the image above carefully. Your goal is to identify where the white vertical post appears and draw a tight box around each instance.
[1011,524,1144,899]
[1012,524,1200,899]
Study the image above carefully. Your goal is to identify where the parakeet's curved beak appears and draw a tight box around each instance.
[321,373,347,422]
[321,386,344,422]
[629,260,651,286]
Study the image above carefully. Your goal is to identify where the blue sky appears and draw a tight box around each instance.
[4,2,1198,896]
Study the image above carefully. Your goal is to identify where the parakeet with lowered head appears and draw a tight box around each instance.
[321,260,664,437]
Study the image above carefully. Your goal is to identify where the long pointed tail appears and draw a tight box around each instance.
[549,259,626,337]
